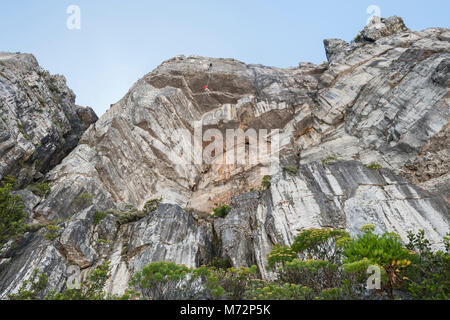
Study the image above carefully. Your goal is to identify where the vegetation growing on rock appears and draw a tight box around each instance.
[11,228,448,300]
[366,163,382,170]
[282,166,298,175]
[211,204,230,218]
[93,211,108,226]
[261,175,271,189]
[26,182,51,197]
[0,182,26,247]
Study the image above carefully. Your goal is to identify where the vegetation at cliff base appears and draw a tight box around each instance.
[8,227,449,300]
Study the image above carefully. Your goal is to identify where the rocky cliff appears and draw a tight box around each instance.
[0,52,98,188]
[0,17,448,298]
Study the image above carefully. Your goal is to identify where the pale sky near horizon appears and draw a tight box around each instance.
[1,0,449,116]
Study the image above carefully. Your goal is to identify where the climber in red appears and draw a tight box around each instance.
[203,63,213,91]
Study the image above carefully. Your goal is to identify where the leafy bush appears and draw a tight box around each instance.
[250,282,314,300]
[110,207,148,226]
[401,230,450,300]
[365,163,382,170]
[43,224,61,241]
[261,175,271,189]
[340,224,414,299]
[0,183,26,245]
[143,198,162,214]
[291,228,349,263]
[212,204,230,218]
[46,262,111,300]
[73,193,94,207]
[1,175,16,187]
[8,269,49,300]
[26,183,51,197]
[322,156,339,166]
[267,244,297,270]
[197,265,258,300]
[129,261,195,300]
[277,259,341,294]
[207,257,232,269]
[130,262,258,300]
[93,211,108,225]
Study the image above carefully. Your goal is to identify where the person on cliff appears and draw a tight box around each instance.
[203,63,213,92]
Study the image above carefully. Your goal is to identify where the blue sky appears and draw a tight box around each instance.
[1,1,448,116]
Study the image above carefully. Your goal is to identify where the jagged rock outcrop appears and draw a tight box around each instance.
[0,17,448,297]
[354,16,409,43]
[0,52,97,187]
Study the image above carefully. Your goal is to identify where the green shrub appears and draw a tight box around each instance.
[278,259,341,294]
[401,230,450,300]
[143,198,162,214]
[130,262,258,300]
[43,224,61,241]
[73,193,94,207]
[8,262,113,300]
[110,207,147,226]
[261,175,271,189]
[197,265,258,300]
[1,175,16,187]
[282,166,298,175]
[93,211,108,226]
[267,245,297,270]
[250,282,314,300]
[37,70,48,78]
[291,228,349,263]
[340,224,414,299]
[0,183,26,245]
[26,183,51,197]
[322,156,339,166]
[8,268,49,300]
[46,262,111,300]
[212,204,229,218]
[129,261,194,300]
[365,163,382,170]
[207,257,232,269]
[318,287,346,300]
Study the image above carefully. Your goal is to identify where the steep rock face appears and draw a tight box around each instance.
[34,17,449,221]
[33,57,325,219]
[0,17,449,297]
[0,52,97,187]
